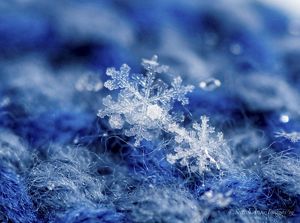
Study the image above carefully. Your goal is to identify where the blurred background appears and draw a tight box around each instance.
[0,0,300,148]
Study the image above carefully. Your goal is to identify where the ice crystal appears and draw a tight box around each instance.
[98,55,194,146]
[98,55,228,174]
[199,78,221,91]
[166,116,226,173]
[200,190,232,208]
[275,130,300,143]
[75,73,103,92]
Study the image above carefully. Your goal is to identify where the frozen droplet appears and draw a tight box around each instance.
[47,183,55,190]
[109,114,124,129]
[229,43,243,55]
[76,73,103,92]
[280,114,289,123]
[73,137,79,144]
[199,78,221,91]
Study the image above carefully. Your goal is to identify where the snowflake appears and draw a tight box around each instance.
[98,55,194,146]
[166,116,226,173]
[98,55,228,174]
[275,130,300,143]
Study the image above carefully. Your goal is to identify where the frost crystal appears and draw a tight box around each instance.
[98,55,194,146]
[275,131,300,143]
[166,116,226,173]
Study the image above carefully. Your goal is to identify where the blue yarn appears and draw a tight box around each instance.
[57,207,126,223]
[0,131,31,173]
[27,148,105,220]
[0,166,37,223]
[219,171,266,208]
[190,169,267,209]
[16,111,95,148]
[117,185,201,223]
[123,141,176,183]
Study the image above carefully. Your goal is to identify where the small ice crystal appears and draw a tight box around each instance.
[199,78,221,91]
[76,73,103,92]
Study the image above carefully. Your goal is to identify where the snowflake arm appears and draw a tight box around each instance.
[275,130,300,143]
[104,64,132,90]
